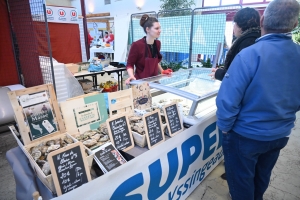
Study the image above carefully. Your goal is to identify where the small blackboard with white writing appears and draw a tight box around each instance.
[93,142,127,173]
[163,103,183,137]
[48,142,91,196]
[143,110,165,149]
[106,114,134,152]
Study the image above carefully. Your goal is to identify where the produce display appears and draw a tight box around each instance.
[129,108,168,136]
[28,136,74,176]
[99,81,118,92]
[75,123,110,150]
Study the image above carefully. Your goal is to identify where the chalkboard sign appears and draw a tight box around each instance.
[106,114,134,152]
[163,103,183,137]
[93,142,127,173]
[48,142,91,196]
[143,110,165,149]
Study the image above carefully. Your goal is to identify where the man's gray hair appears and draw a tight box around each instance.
[264,0,300,32]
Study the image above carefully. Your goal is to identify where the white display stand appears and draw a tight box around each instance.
[90,46,114,60]
[53,112,223,200]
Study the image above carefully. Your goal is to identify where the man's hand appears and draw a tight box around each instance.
[209,68,218,80]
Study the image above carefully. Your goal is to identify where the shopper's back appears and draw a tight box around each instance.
[229,33,300,141]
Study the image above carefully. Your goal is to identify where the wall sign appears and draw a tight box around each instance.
[163,103,183,137]
[106,114,134,152]
[48,142,91,196]
[46,6,78,24]
[143,109,165,149]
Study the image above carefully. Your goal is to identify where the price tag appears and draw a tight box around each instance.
[143,109,165,149]
[106,114,134,152]
[163,103,183,137]
[48,142,91,196]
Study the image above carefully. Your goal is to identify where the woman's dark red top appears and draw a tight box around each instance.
[126,37,162,74]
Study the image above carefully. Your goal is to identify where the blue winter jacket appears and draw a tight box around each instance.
[216,34,300,141]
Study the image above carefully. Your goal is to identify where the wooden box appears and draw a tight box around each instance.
[66,63,80,74]
[60,92,109,159]
[131,131,147,148]
[7,84,91,193]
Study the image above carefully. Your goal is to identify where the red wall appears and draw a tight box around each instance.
[0,0,19,86]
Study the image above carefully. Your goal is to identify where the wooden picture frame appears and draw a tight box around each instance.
[163,102,184,137]
[143,109,165,149]
[48,142,91,196]
[106,114,134,152]
[7,84,65,145]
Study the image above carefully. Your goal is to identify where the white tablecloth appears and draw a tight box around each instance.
[90,46,114,59]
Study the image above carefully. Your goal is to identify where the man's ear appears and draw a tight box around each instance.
[260,15,264,28]
[293,20,298,29]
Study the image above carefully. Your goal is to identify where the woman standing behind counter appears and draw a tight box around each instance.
[210,8,261,81]
[125,14,172,84]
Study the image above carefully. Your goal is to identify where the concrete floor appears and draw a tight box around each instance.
[1,75,299,200]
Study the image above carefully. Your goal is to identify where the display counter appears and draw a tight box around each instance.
[7,75,223,199]
[131,68,221,125]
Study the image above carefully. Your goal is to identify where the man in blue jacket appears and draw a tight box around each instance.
[216,0,300,199]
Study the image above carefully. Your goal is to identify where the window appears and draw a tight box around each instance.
[104,0,111,5]
[243,0,264,3]
[203,0,220,7]
[221,0,240,5]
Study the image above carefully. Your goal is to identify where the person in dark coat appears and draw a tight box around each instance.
[210,8,261,81]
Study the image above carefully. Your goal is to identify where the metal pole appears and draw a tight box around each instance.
[188,9,195,68]
[42,1,56,93]
[81,0,89,60]
[212,43,222,68]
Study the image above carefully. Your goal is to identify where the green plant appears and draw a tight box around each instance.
[159,0,195,16]
[200,58,212,68]
[161,60,184,72]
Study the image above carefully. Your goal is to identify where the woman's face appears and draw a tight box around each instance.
[233,22,242,38]
[146,22,161,39]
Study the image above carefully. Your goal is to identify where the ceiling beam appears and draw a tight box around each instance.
[87,19,109,23]
[86,12,110,18]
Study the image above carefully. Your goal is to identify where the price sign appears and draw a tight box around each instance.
[48,142,91,196]
[143,110,165,149]
[163,103,183,137]
[106,114,134,152]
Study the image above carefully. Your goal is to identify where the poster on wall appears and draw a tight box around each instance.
[46,6,78,24]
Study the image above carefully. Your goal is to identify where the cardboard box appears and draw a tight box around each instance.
[66,63,80,74]
[78,79,93,90]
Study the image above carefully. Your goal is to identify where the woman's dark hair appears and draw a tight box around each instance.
[234,7,260,32]
[140,14,159,34]
[105,31,108,34]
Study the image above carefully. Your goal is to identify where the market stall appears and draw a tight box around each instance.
[7,68,222,199]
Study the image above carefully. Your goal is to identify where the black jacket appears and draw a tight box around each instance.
[215,28,261,81]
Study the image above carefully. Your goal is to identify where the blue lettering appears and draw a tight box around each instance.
[148,148,179,200]
[176,184,184,200]
[179,135,202,179]
[182,178,190,195]
[168,186,178,200]
[110,173,144,200]
[203,122,217,160]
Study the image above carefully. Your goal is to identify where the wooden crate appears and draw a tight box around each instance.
[108,88,134,116]
[61,92,109,159]
[7,84,91,193]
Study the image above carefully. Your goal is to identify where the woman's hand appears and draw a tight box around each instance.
[162,69,173,75]
[209,68,218,80]
[125,76,136,85]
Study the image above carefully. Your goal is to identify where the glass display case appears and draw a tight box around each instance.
[130,68,221,125]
